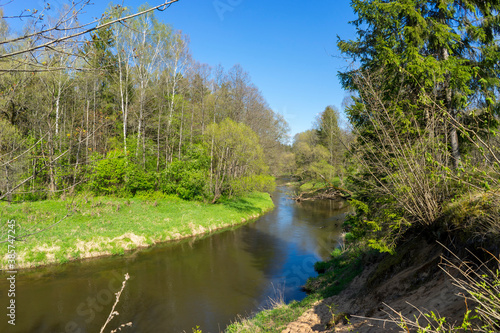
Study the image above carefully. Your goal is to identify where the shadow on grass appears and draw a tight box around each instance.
[220,196,266,214]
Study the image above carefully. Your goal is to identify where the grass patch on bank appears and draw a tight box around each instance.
[0,191,274,269]
[226,296,319,333]
[305,247,365,298]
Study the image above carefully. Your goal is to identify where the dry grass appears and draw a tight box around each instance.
[374,246,500,332]
[444,191,500,238]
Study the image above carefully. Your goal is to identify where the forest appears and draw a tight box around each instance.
[266,1,500,331]
[0,3,289,204]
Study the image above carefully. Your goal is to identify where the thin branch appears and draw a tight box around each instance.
[0,0,180,59]
[100,273,131,333]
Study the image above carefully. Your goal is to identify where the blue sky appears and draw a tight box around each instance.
[3,0,358,138]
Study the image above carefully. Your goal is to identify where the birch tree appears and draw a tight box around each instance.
[163,31,189,164]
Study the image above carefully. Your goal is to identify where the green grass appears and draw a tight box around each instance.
[305,247,365,298]
[225,296,319,333]
[0,191,274,269]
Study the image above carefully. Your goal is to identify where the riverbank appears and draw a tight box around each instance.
[225,246,363,333]
[287,179,351,202]
[0,191,274,269]
[228,226,500,333]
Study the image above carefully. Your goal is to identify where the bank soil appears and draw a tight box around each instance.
[293,187,351,202]
[283,236,471,333]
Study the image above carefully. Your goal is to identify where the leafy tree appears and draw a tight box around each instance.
[317,106,341,165]
[205,118,272,202]
[293,130,336,182]
[0,3,288,203]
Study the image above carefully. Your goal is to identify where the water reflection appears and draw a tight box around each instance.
[0,186,349,333]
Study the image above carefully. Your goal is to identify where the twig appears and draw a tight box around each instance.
[100,273,131,333]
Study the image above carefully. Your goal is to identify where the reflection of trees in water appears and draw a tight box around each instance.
[238,226,288,277]
[296,199,351,222]
[294,199,351,259]
[6,188,352,333]
[128,230,273,332]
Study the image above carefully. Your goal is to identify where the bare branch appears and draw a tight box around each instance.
[0,0,180,59]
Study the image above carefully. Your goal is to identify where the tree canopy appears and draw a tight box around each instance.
[0,3,289,203]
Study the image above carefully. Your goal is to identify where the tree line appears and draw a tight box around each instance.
[0,3,289,203]
[290,105,352,189]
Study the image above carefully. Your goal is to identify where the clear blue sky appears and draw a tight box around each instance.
[3,0,358,139]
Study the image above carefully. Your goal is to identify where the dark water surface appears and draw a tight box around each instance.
[0,186,350,333]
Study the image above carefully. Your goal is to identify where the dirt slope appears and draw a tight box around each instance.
[283,237,468,333]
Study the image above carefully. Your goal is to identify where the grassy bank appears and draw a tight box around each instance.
[0,191,274,269]
[226,296,319,333]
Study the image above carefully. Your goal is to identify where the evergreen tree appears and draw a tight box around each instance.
[338,0,500,251]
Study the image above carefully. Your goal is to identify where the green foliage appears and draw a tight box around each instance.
[225,297,316,333]
[306,246,365,297]
[0,5,289,204]
[88,150,128,195]
[317,105,344,167]
[293,130,337,182]
[230,174,276,196]
[160,147,210,200]
[443,190,500,237]
[88,149,155,196]
[298,181,329,192]
[337,0,500,252]
[394,309,478,332]
[124,163,156,195]
[205,118,273,201]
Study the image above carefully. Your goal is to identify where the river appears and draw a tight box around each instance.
[0,186,350,333]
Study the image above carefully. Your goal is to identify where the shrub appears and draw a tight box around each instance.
[159,147,210,200]
[88,150,155,196]
[124,163,156,195]
[88,150,127,195]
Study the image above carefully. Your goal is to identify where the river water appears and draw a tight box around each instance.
[0,186,350,333]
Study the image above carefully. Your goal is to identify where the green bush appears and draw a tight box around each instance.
[159,147,210,200]
[88,150,127,195]
[124,162,156,195]
[88,149,155,196]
